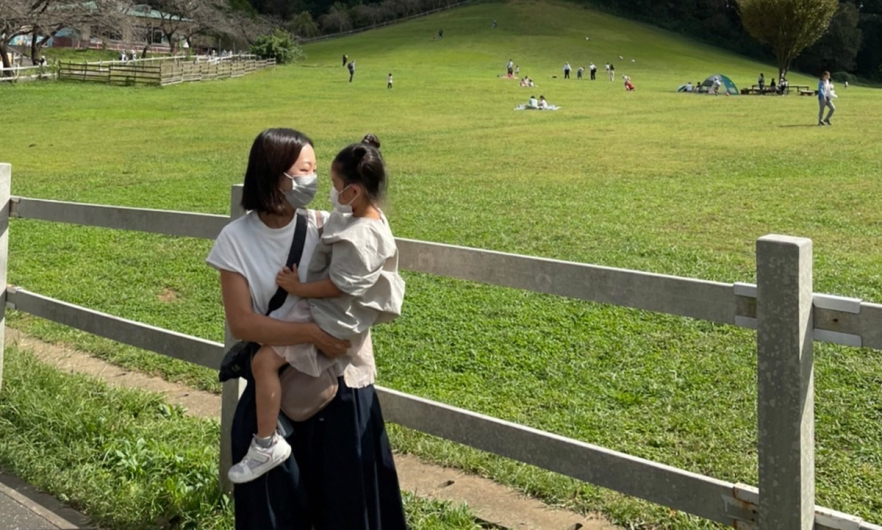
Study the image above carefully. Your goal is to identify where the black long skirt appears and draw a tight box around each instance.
[231,372,408,530]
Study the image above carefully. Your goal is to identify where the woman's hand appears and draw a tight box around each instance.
[310,324,350,358]
[276,266,302,295]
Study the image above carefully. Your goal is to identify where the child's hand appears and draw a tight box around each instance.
[276,266,301,295]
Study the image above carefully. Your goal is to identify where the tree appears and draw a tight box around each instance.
[250,27,303,63]
[227,10,272,46]
[0,0,29,72]
[855,14,882,79]
[0,0,128,74]
[349,4,383,28]
[177,0,237,51]
[318,2,351,33]
[285,11,319,37]
[737,0,838,79]
[796,2,862,74]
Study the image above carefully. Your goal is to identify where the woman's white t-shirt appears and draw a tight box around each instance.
[206,208,378,388]
[206,209,327,319]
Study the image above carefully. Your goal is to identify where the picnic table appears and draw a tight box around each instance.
[791,85,818,96]
[740,84,813,96]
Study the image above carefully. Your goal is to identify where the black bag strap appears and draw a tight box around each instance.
[264,212,308,316]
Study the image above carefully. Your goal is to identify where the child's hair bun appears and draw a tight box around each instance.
[361,133,381,150]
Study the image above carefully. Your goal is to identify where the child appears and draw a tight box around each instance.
[228,134,405,484]
[818,71,835,125]
[387,73,393,89]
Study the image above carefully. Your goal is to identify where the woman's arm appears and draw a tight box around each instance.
[220,270,350,356]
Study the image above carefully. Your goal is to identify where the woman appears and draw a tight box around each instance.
[818,71,835,126]
[207,128,407,530]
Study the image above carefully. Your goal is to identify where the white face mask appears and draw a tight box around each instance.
[329,185,355,214]
[283,173,317,209]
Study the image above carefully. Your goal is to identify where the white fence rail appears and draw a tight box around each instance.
[0,65,55,82]
[0,163,880,530]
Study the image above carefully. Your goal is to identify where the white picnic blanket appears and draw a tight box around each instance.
[514,104,561,111]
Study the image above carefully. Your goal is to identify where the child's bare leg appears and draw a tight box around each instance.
[252,345,290,438]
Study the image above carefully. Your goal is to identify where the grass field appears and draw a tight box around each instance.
[0,347,485,530]
[2,0,882,527]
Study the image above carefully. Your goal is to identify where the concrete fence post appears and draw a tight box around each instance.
[0,164,9,392]
[756,235,814,530]
[219,184,245,496]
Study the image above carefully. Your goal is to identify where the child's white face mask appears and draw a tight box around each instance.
[329,185,355,214]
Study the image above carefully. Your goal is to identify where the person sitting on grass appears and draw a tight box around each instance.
[528,95,538,108]
[538,95,548,109]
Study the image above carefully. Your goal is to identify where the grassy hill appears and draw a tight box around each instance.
[2,0,882,528]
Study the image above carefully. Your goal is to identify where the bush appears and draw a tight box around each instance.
[831,71,858,84]
[250,28,304,64]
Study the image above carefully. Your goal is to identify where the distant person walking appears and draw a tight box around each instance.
[563,62,571,79]
[507,59,514,77]
[347,61,355,82]
[438,29,444,39]
[577,66,584,80]
[818,71,835,125]
[342,54,348,67]
[387,72,393,89]
[757,73,765,95]
[608,63,615,81]
[589,62,597,80]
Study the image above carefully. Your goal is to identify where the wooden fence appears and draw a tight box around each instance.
[0,65,55,83]
[57,57,275,87]
[0,162,880,530]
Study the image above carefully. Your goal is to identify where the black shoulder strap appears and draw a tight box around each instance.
[265,212,308,316]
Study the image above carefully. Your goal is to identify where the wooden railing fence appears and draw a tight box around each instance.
[0,65,55,82]
[57,57,275,86]
[0,163,879,530]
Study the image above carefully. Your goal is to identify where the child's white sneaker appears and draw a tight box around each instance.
[228,433,292,484]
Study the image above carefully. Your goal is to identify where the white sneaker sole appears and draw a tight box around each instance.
[228,442,293,484]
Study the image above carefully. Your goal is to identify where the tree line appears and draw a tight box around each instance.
[1,0,270,71]
[4,0,880,81]
[239,0,880,81]
[572,0,880,81]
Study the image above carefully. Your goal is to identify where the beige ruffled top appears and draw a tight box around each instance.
[307,210,405,341]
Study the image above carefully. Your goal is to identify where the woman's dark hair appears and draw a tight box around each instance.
[332,133,386,202]
[241,128,313,213]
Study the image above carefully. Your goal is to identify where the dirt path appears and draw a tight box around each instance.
[6,328,621,530]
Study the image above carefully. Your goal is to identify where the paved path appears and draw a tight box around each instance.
[0,473,91,530]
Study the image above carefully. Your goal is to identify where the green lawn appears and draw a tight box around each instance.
[2,0,882,527]
[0,347,484,530]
